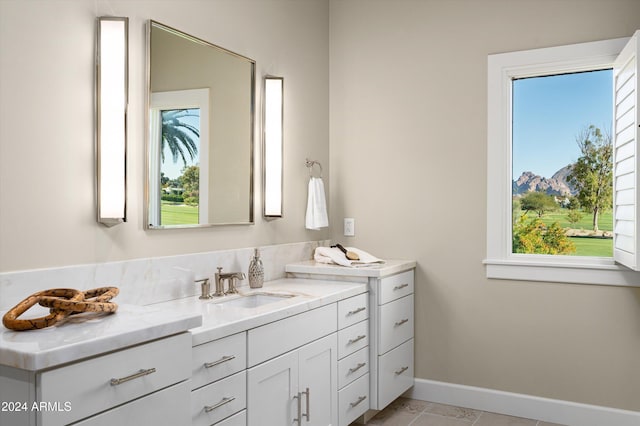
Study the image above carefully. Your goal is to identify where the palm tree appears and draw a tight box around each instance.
[161,109,200,167]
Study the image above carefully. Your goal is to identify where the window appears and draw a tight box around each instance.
[486,32,640,286]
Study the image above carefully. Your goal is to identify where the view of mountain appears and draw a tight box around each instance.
[512,165,575,196]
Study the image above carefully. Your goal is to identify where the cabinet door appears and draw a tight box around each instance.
[247,351,298,426]
[298,334,338,426]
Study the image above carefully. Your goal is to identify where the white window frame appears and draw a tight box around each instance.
[485,35,640,286]
[149,88,210,226]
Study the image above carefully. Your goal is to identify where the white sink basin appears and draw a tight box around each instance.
[215,293,296,309]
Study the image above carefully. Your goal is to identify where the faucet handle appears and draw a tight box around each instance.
[195,278,213,300]
[216,267,223,275]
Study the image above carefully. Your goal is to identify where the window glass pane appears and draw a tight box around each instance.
[512,70,613,256]
[159,108,201,226]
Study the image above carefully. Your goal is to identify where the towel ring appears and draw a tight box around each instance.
[306,158,322,177]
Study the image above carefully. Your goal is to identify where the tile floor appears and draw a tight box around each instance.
[357,397,566,426]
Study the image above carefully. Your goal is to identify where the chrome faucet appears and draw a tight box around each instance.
[214,267,246,296]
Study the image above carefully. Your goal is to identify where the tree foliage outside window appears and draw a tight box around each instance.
[161,109,200,167]
[567,125,613,232]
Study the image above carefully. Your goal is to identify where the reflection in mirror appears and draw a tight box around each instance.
[146,21,255,228]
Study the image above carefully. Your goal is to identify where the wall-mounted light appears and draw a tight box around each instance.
[263,76,283,218]
[96,17,128,226]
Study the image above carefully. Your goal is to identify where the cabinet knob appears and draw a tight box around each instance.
[394,366,409,375]
[347,307,366,316]
[395,318,409,327]
[348,335,366,345]
[350,395,367,407]
[394,283,409,290]
[110,367,156,386]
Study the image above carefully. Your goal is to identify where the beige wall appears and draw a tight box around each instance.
[4,0,640,413]
[329,0,640,411]
[0,0,330,272]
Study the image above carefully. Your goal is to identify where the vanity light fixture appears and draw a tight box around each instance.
[96,17,128,226]
[263,76,284,218]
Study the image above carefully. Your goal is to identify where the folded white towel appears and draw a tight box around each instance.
[305,177,329,230]
[314,246,385,267]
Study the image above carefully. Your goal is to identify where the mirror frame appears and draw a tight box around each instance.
[144,20,255,229]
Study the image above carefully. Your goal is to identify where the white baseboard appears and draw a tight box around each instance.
[404,378,640,426]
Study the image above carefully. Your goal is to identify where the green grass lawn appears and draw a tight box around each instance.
[517,209,613,257]
[161,202,199,225]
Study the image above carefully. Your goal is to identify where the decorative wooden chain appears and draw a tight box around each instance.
[2,287,119,331]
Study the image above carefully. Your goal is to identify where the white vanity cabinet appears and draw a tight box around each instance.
[0,332,192,426]
[336,293,370,426]
[371,269,414,410]
[190,332,247,425]
[247,304,339,426]
[285,260,416,420]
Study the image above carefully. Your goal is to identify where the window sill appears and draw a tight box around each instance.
[484,257,640,287]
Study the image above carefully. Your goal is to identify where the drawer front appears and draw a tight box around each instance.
[39,333,191,426]
[216,410,246,426]
[378,294,414,355]
[248,303,337,367]
[337,319,369,359]
[192,332,246,390]
[191,370,246,426]
[378,269,414,305]
[337,292,368,330]
[338,373,370,426]
[338,346,369,389]
[71,381,190,426]
[377,339,414,409]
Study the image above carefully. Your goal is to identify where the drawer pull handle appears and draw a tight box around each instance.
[347,307,366,316]
[204,355,236,368]
[394,366,409,375]
[302,387,310,421]
[394,283,409,290]
[110,367,156,386]
[349,362,366,373]
[348,335,366,345]
[204,396,235,413]
[395,318,409,326]
[350,395,367,407]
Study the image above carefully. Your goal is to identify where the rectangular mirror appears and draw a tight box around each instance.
[263,76,283,218]
[146,21,255,229]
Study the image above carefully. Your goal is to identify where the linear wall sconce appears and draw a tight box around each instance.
[263,76,284,218]
[96,17,128,226]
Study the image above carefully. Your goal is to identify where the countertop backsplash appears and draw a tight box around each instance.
[0,240,329,311]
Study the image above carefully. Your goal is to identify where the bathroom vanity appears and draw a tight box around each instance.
[286,260,416,422]
[0,258,414,426]
[0,306,201,426]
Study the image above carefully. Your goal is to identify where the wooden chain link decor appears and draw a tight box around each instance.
[2,287,119,331]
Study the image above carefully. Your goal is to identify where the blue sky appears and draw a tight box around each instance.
[512,69,613,179]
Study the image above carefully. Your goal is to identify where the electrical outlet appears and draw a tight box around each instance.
[344,218,355,237]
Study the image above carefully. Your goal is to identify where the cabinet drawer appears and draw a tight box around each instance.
[216,410,246,426]
[338,373,369,426]
[192,332,246,390]
[337,292,368,330]
[39,333,191,426]
[338,319,368,359]
[379,270,414,305]
[338,346,369,389]
[191,370,246,426]
[248,303,337,367]
[71,381,190,426]
[378,339,414,409]
[378,294,414,355]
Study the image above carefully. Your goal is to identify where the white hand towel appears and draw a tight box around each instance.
[314,246,385,267]
[305,177,329,230]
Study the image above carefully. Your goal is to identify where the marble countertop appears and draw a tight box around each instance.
[0,304,202,371]
[149,278,367,346]
[0,277,366,370]
[285,259,416,278]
